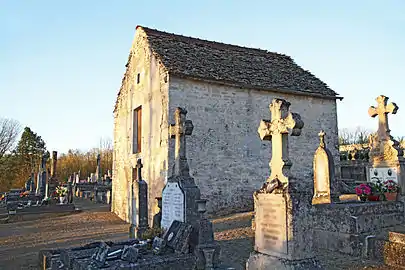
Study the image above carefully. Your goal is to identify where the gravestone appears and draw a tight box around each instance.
[162,182,185,229]
[136,159,149,238]
[37,153,49,196]
[129,159,149,238]
[163,220,193,254]
[96,154,102,183]
[312,130,337,204]
[366,95,405,196]
[162,107,201,231]
[247,98,322,269]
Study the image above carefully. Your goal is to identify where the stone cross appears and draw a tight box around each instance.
[318,130,325,148]
[169,107,194,176]
[368,95,398,141]
[130,158,149,239]
[258,98,304,183]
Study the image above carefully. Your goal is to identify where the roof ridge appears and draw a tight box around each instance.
[136,25,292,59]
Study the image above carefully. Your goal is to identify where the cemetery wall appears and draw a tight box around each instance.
[113,29,170,223]
[168,77,341,215]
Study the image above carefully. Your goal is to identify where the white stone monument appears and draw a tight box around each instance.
[366,95,405,196]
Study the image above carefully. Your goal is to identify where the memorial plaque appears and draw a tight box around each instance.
[254,193,288,256]
[161,182,185,229]
[369,167,398,183]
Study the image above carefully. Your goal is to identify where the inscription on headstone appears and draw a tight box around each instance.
[369,167,398,183]
[254,193,288,255]
[162,182,185,229]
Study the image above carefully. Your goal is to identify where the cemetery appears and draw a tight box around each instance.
[0,95,400,269]
[0,10,404,270]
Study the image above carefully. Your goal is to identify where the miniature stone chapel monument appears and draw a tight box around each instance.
[247,98,323,269]
[312,130,336,204]
[162,107,201,230]
[366,95,405,196]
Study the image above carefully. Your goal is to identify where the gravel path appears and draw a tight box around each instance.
[0,202,397,270]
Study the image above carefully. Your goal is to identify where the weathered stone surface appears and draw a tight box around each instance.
[246,252,324,270]
[162,182,185,229]
[312,130,338,204]
[254,193,288,256]
[163,220,192,254]
[257,98,303,185]
[133,158,149,238]
[120,245,139,263]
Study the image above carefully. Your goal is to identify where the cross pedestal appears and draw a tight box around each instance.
[247,99,322,270]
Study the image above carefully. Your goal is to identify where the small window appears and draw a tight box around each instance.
[133,106,142,153]
[137,73,140,84]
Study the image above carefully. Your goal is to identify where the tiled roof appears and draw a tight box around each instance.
[139,26,339,98]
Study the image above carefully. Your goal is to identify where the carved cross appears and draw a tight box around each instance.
[136,158,143,181]
[258,99,304,183]
[368,95,398,140]
[169,107,194,176]
[318,130,326,148]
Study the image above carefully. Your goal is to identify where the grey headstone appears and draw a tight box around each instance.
[120,245,139,263]
[163,220,192,254]
[90,242,110,267]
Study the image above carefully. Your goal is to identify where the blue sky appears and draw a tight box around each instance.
[1,0,404,153]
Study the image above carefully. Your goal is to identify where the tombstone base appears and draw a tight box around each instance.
[135,225,149,239]
[246,252,324,270]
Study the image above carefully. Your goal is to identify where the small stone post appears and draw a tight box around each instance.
[194,199,221,270]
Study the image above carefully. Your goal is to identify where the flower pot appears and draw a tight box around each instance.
[385,192,398,201]
[359,195,368,202]
[368,195,380,201]
[59,197,66,204]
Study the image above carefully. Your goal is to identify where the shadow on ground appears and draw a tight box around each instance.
[0,202,397,270]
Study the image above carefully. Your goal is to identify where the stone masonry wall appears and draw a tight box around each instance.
[113,29,169,224]
[168,77,340,216]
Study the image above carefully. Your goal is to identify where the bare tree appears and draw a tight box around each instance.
[99,137,113,174]
[339,126,372,145]
[0,118,21,158]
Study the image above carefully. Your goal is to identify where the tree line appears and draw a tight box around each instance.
[0,118,112,192]
[339,126,405,146]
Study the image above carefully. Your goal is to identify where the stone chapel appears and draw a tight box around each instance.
[112,25,343,223]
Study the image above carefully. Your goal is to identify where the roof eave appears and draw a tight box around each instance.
[170,73,344,101]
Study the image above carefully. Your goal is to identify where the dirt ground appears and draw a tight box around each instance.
[0,200,395,270]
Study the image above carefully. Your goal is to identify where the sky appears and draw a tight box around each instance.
[1,0,404,153]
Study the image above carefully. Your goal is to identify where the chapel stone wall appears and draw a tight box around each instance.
[113,29,170,223]
[168,77,340,215]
